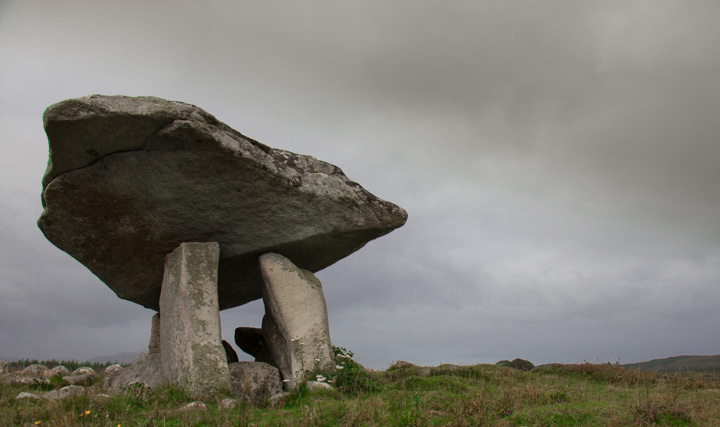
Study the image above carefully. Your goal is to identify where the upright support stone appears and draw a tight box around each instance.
[149,313,161,354]
[259,253,334,388]
[159,242,230,398]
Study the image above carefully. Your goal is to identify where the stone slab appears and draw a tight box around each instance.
[159,242,230,398]
[38,95,407,311]
[259,253,334,388]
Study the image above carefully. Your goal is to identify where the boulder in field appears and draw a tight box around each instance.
[228,361,282,406]
[17,392,43,401]
[22,364,50,378]
[105,353,164,392]
[50,365,70,377]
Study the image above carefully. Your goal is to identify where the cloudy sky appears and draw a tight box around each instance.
[1,1,718,369]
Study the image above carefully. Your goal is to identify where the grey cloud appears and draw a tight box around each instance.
[1,0,719,368]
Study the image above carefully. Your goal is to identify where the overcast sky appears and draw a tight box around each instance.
[1,0,718,369]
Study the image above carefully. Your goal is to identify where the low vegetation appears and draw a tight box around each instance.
[2,357,720,426]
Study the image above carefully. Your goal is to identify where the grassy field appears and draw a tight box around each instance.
[2,360,720,426]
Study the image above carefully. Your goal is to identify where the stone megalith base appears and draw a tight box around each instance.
[159,242,231,398]
[229,362,282,406]
[259,253,334,388]
[105,353,164,392]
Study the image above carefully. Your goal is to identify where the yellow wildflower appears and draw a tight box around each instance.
[85,410,91,415]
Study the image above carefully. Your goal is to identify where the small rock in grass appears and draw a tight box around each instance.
[64,373,96,386]
[228,362,282,406]
[23,364,51,378]
[178,401,208,412]
[306,381,333,392]
[71,367,96,376]
[42,390,59,400]
[268,392,290,408]
[220,398,237,409]
[104,354,163,392]
[103,364,122,376]
[50,365,70,376]
[5,374,49,386]
[390,360,416,370]
[17,392,43,401]
[58,385,85,399]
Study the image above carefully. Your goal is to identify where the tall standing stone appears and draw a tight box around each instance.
[259,253,334,388]
[159,242,230,397]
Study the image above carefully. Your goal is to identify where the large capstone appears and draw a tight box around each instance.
[38,95,407,310]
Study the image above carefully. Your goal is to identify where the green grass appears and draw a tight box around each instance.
[2,362,719,426]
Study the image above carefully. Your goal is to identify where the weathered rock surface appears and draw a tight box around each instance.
[260,253,334,388]
[70,367,96,376]
[17,391,43,401]
[50,365,71,376]
[389,360,417,370]
[2,374,49,386]
[268,392,290,408]
[38,95,407,310]
[64,372,96,386]
[23,364,51,378]
[220,397,238,409]
[103,364,122,376]
[228,362,282,406]
[42,389,60,400]
[234,327,272,364]
[57,385,85,399]
[159,242,230,398]
[178,401,208,412]
[105,353,164,391]
[306,380,333,392]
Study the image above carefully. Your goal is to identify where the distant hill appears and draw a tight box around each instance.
[88,352,140,364]
[622,355,720,372]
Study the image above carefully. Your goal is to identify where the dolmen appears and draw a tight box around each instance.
[38,95,407,400]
